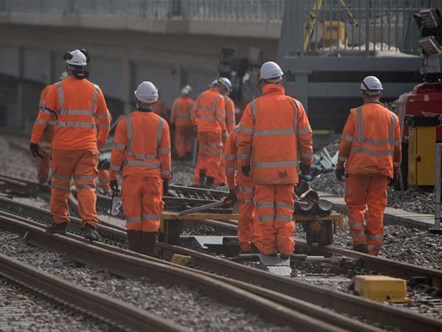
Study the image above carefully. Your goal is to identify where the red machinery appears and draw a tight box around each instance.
[397,82,442,144]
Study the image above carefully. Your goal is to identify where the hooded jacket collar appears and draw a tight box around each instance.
[262,83,285,96]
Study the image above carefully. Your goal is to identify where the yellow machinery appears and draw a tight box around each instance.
[407,117,439,186]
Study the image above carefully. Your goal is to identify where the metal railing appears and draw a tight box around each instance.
[0,0,285,21]
[298,0,442,55]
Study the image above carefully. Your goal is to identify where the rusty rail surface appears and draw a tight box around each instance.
[0,198,441,332]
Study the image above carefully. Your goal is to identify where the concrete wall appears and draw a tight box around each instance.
[0,24,279,129]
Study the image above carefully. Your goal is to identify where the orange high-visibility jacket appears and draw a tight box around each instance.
[191,88,226,133]
[237,84,313,185]
[109,110,171,180]
[224,126,253,190]
[31,76,111,152]
[338,103,401,178]
[38,85,55,145]
[170,96,194,127]
[225,96,236,133]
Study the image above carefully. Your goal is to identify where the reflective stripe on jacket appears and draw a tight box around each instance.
[191,88,226,133]
[236,84,313,185]
[109,110,171,180]
[338,103,401,178]
[30,76,111,151]
[170,96,194,127]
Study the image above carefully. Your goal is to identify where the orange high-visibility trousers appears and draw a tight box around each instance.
[174,125,194,158]
[121,176,164,232]
[50,149,98,227]
[97,169,111,191]
[37,142,51,183]
[237,185,261,252]
[215,157,227,185]
[194,131,223,179]
[345,174,388,256]
[254,184,295,256]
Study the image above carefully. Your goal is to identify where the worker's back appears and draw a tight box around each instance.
[249,86,307,184]
[45,76,106,150]
[171,96,193,126]
[345,103,400,177]
[115,111,170,178]
[192,88,225,133]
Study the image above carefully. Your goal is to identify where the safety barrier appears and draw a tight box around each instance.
[0,0,285,21]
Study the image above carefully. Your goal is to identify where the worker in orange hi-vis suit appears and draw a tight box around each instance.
[170,85,194,160]
[152,93,169,122]
[36,71,68,184]
[191,78,227,188]
[29,49,111,241]
[237,61,313,258]
[336,76,401,256]
[214,78,236,186]
[224,126,261,252]
[109,81,171,256]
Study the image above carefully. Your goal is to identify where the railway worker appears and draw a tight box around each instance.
[109,81,171,256]
[191,78,227,188]
[224,126,261,253]
[170,85,194,160]
[35,71,69,184]
[215,77,235,187]
[29,49,111,241]
[336,76,401,256]
[237,61,313,258]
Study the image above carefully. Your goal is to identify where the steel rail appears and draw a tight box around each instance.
[316,245,442,288]
[0,174,227,211]
[0,214,346,332]
[1,200,441,332]
[0,253,187,332]
[0,210,378,332]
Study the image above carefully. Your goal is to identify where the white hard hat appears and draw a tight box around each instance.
[218,77,232,91]
[134,81,159,103]
[260,61,283,81]
[181,85,192,95]
[209,79,218,88]
[64,49,87,66]
[360,76,383,91]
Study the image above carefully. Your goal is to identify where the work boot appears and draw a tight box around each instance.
[141,232,158,257]
[127,230,143,253]
[46,222,67,235]
[83,224,102,242]
[353,243,368,253]
[205,177,215,189]
[198,171,206,188]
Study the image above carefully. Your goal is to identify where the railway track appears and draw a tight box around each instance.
[0,211,364,332]
[0,174,228,213]
[0,251,186,332]
[0,196,441,331]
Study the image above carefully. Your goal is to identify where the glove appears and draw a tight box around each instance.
[110,179,119,193]
[163,178,169,196]
[299,163,311,176]
[223,189,238,207]
[97,139,106,150]
[241,165,251,177]
[389,171,399,187]
[29,143,44,158]
[336,168,345,182]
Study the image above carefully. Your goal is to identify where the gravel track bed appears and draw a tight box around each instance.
[0,231,291,332]
[0,277,107,332]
